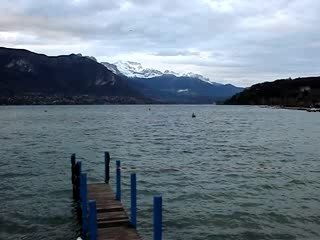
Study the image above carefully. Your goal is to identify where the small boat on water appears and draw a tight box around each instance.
[307,108,320,112]
[192,113,196,118]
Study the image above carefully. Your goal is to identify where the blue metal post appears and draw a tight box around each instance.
[130,173,137,228]
[75,161,82,200]
[153,196,162,240]
[71,154,76,199]
[116,160,121,201]
[71,153,76,183]
[104,152,110,184]
[89,200,97,240]
[80,173,88,237]
[76,161,82,176]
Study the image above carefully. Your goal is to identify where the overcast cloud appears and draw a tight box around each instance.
[1,0,320,86]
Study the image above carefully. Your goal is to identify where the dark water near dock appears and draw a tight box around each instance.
[0,105,320,240]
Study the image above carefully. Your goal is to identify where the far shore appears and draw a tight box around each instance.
[261,105,320,112]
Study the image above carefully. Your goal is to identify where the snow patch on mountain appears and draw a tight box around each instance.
[101,61,221,85]
[164,70,179,75]
[177,89,189,93]
[101,62,121,75]
[114,61,163,78]
[86,56,97,62]
[6,59,34,73]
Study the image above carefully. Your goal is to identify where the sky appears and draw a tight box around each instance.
[1,0,320,87]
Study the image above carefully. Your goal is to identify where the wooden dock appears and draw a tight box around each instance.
[88,183,141,240]
[71,152,162,240]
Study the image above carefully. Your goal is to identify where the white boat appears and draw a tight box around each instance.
[307,108,319,112]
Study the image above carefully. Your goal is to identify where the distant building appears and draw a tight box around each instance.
[300,86,311,92]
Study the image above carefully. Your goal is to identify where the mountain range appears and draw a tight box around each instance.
[0,47,146,104]
[101,61,243,104]
[101,61,216,84]
[0,47,243,104]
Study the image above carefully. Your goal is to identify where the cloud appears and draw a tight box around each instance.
[0,0,320,86]
[153,50,202,57]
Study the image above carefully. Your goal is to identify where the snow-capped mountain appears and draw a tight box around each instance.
[101,61,163,78]
[163,70,179,75]
[182,72,213,85]
[101,61,220,85]
[101,62,122,75]
[100,60,243,103]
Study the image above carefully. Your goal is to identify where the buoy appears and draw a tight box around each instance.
[192,113,196,118]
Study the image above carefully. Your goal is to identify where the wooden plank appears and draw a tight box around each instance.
[87,183,142,240]
[97,206,123,213]
[98,226,142,240]
[98,219,131,228]
[98,211,128,220]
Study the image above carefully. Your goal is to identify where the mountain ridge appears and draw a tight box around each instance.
[0,47,147,104]
[100,60,243,103]
[0,47,243,104]
[225,76,320,107]
[101,60,221,85]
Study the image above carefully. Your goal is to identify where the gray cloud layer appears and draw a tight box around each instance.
[1,0,320,86]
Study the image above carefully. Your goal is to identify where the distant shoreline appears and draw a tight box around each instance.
[261,105,320,112]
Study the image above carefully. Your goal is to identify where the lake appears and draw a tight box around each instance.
[0,105,319,240]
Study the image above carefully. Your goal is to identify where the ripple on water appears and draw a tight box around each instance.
[0,105,320,240]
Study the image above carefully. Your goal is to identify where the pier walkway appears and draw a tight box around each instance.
[71,152,162,240]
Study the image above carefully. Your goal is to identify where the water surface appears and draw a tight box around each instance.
[0,105,319,240]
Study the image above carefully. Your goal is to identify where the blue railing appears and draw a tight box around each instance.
[131,173,137,228]
[71,152,163,240]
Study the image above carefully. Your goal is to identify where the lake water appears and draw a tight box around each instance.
[0,105,319,240]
